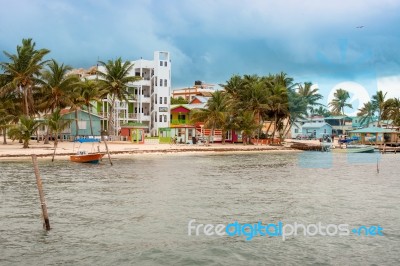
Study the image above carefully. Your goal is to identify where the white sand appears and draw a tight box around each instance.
[0,138,307,160]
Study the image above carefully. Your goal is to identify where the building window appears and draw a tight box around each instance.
[160,97,162,104]
[294,129,298,133]
[78,121,87,130]
[160,61,163,66]
[155,113,157,122]
[164,61,167,67]
[164,97,167,104]
[159,79,162,86]
[164,79,167,87]
[159,115,162,122]
[324,129,327,133]
[178,114,186,121]
[163,115,167,122]
[155,94,157,104]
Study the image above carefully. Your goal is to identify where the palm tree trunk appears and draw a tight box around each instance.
[23,138,29,148]
[221,129,226,144]
[52,137,58,162]
[75,109,79,138]
[2,127,7,144]
[265,119,273,142]
[23,85,29,116]
[44,126,50,144]
[87,104,94,136]
[108,95,116,137]
[271,113,278,140]
[282,119,292,140]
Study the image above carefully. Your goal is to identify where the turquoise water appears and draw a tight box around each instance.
[1,152,399,265]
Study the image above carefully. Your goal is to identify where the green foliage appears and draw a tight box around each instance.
[8,116,42,148]
[171,96,189,104]
[97,58,141,135]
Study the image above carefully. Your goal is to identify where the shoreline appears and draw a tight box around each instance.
[0,139,305,160]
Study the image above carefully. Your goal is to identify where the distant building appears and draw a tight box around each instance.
[290,116,326,138]
[60,109,102,140]
[324,116,353,135]
[79,51,171,137]
[172,81,216,102]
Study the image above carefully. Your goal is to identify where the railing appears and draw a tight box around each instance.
[170,119,188,125]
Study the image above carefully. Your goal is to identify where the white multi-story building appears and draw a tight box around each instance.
[86,51,171,137]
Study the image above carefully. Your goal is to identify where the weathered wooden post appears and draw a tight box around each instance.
[31,154,51,230]
[103,138,113,166]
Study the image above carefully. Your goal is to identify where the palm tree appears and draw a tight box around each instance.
[237,111,259,145]
[357,102,376,127]
[329,88,352,115]
[38,59,79,111]
[382,97,400,127]
[0,38,50,116]
[45,108,72,161]
[8,116,42,148]
[97,58,141,136]
[372,90,387,127]
[329,88,352,135]
[265,79,289,139]
[38,59,79,143]
[0,96,17,144]
[297,82,323,115]
[190,90,228,144]
[311,106,331,117]
[77,79,104,136]
[284,89,308,138]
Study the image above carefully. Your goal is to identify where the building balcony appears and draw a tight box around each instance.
[170,119,189,125]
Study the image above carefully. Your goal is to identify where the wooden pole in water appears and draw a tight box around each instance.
[31,155,51,230]
[51,142,57,162]
[103,138,113,166]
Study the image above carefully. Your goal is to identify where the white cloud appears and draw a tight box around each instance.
[377,75,400,98]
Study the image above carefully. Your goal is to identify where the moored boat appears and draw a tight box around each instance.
[70,138,105,163]
[70,150,105,163]
[331,145,375,153]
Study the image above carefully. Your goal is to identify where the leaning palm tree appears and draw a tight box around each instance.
[357,102,376,127]
[0,38,50,116]
[97,58,141,137]
[8,116,42,148]
[382,97,400,127]
[297,82,323,115]
[265,82,289,139]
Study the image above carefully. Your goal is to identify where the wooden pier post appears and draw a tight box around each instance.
[31,155,51,230]
[103,138,113,166]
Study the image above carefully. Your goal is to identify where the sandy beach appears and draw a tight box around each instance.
[0,138,315,160]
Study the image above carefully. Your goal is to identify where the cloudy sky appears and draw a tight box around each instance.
[1,0,399,113]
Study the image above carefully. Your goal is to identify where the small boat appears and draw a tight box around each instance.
[70,150,104,163]
[331,145,375,153]
[70,138,105,163]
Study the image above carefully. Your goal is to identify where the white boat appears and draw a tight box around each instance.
[331,145,375,153]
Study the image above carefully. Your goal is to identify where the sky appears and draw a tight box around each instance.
[1,0,400,115]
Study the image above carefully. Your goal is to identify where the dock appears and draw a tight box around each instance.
[378,143,400,154]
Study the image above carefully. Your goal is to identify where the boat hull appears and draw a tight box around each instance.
[331,146,375,153]
[70,153,105,163]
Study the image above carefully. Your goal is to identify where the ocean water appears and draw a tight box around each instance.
[0,151,399,265]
